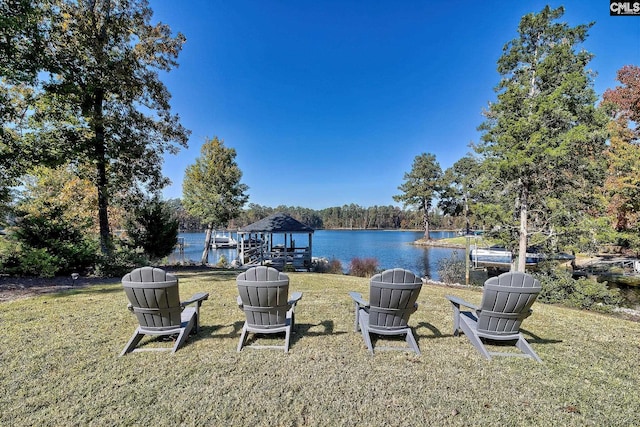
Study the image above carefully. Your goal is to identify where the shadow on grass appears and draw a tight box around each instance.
[49,283,123,299]
[122,324,231,353]
[172,269,238,283]
[520,328,563,345]
[415,321,450,339]
[223,320,342,350]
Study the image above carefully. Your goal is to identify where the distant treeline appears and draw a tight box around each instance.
[166,200,466,231]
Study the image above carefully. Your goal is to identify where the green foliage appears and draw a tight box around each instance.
[534,268,622,312]
[2,166,98,277]
[348,257,379,278]
[0,241,59,278]
[394,153,442,238]
[124,196,178,261]
[92,241,147,278]
[475,6,608,269]
[439,155,481,232]
[5,0,190,255]
[182,137,249,228]
[182,136,248,264]
[7,202,98,277]
[436,251,466,284]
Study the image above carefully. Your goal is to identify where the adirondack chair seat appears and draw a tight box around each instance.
[236,266,303,352]
[120,267,209,356]
[446,271,542,362]
[349,268,424,355]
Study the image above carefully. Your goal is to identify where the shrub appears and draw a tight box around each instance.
[313,257,344,274]
[4,247,59,278]
[124,196,179,261]
[437,251,466,284]
[93,242,147,277]
[349,257,378,278]
[328,258,344,274]
[8,203,98,276]
[216,255,229,268]
[534,268,622,312]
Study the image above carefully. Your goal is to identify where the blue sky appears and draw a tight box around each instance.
[150,0,640,210]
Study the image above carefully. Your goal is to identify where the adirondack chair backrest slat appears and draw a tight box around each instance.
[477,272,541,336]
[122,267,183,329]
[368,268,423,329]
[237,266,290,328]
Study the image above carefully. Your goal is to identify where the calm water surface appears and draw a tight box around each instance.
[170,229,462,281]
[170,229,640,308]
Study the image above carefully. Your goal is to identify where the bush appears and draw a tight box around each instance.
[7,203,98,277]
[313,257,344,274]
[216,255,229,268]
[534,268,622,312]
[1,246,59,278]
[93,242,147,277]
[327,258,344,274]
[349,257,378,278]
[437,251,466,284]
[124,196,179,261]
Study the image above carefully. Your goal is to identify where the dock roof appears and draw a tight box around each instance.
[238,212,314,233]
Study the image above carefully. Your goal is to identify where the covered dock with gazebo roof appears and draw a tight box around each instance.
[237,212,314,271]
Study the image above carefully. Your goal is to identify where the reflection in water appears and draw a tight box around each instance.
[419,248,431,279]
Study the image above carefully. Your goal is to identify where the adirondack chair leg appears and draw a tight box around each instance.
[459,318,492,360]
[284,326,291,353]
[353,301,360,332]
[120,328,145,356]
[450,302,461,336]
[358,311,374,354]
[173,316,196,353]
[405,329,421,355]
[516,335,542,362]
[237,324,248,352]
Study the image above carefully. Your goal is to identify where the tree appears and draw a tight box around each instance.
[475,6,607,271]
[125,195,179,261]
[182,137,249,264]
[20,0,189,256]
[0,0,47,219]
[4,166,98,276]
[394,153,442,239]
[602,65,640,237]
[439,155,481,234]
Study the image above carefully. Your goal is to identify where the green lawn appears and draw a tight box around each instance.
[1,270,639,426]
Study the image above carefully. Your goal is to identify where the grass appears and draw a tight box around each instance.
[1,270,640,426]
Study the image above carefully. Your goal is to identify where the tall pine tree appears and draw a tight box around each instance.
[476,6,607,271]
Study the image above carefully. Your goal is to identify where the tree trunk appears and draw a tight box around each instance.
[422,201,430,239]
[201,224,212,265]
[517,186,529,272]
[93,88,111,256]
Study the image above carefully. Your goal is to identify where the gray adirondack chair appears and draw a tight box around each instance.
[236,266,303,352]
[120,267,209,356]
[349,268,424,355]
[446,271,542,362]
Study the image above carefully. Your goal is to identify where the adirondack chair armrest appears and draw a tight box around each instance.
[348,291,369,308]
[445,295,479,311]
[289,291,303,306]
[181,292,209,308]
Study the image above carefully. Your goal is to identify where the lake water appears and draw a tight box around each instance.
[169,229,640,308]
[169,229,463,281]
